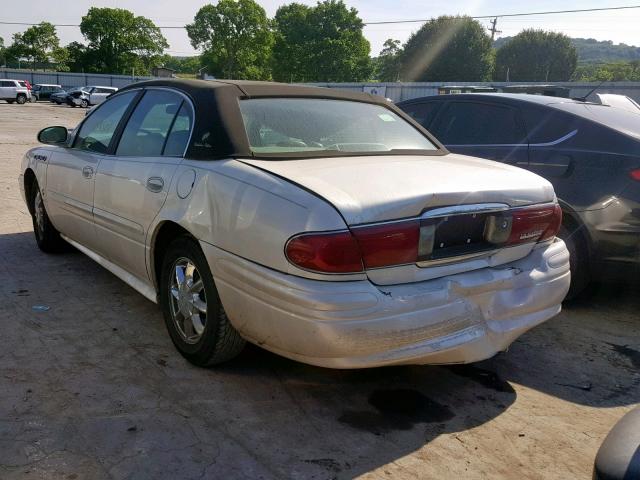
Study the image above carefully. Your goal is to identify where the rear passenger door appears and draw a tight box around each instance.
[429,101,529,166]
[92,88,193,282]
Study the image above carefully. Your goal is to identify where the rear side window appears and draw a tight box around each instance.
[74,91,137,154]
[164,103,193,156]
[401,102,442,128]
[0,81,13,87]
[116,90,184,157]
[431,102,527,145]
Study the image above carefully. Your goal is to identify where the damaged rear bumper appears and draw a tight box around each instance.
[202,239,570,369]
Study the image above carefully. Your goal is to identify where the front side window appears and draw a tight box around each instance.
[239,98,437,156]
[116,90,185,157]
[74,91,137,154]
[431,102,527,145]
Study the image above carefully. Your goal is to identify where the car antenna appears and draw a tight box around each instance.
[572,81,605,102]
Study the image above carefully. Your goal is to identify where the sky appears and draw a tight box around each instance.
[1,0,639,57]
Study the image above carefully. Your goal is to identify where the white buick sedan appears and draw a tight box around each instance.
[19,79,570,368]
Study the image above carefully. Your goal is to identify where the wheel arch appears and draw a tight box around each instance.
[149,220,197,292]
[557,198,593,259]
[24,168,37,215]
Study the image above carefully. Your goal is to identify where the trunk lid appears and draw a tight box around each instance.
[240,154,557,284]
[240,154,555,224]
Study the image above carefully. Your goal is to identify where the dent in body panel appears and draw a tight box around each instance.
[148,158,357,280]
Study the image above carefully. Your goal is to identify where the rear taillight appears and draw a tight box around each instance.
[285,231,363,273]
[507,203,562,245]
[286,203,562,274]
[352,220,420,269]
[630,169,640,181]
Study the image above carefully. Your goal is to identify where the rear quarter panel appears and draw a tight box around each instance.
[150,158,366,281]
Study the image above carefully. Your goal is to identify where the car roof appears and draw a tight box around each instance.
[35,83,61,87]
[397,93,583,106]
[120,78,388,103]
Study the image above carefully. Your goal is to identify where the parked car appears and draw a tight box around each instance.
[67,85,118,108]
[20,79,570,368]
[50,88,72,105]
[0,79,31,104]
[32,84,65,102]
[398,93,640,297]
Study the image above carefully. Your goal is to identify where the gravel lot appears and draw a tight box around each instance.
[1,101,638,480]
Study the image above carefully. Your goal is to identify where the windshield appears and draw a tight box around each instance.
[239,98,437,156]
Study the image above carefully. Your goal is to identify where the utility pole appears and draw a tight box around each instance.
[488,17,501,41]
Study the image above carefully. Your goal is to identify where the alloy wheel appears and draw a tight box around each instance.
[168,257,208,344]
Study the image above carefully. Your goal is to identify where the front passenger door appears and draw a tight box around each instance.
[92,89,193,282]
[44,90,140,252]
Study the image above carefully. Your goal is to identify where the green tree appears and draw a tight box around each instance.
[373,39,403,82]
[64,42,88,72]
[572,61,640,81]
[0,37,5,67]
[161,56,202,75]
[400,16,493,82]
[5,22,63,69]
[186,0,273,80]
[272,0,372,82]
[494,30,577,81]
[80,7,168,74]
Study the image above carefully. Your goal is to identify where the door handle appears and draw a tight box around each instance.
[82,166,94,178]
[146,177,164,193]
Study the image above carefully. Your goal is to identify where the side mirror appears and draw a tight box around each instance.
[38,126,68,144]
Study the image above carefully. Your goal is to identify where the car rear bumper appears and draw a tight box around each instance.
[201,239,570,369]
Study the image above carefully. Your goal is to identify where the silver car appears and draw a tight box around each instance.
[19,79,570,369]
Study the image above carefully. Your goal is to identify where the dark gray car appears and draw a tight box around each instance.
[398,93,640,296]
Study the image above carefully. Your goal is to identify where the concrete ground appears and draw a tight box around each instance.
[0,101,638,480]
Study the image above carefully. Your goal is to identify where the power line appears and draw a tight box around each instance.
[363,5,640,25]
[0,5,639,29]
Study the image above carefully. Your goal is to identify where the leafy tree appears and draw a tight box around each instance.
[5,22,64,69]
[272,0,372,82]
[161,56,202,75]
[494,30,577,81]
[373,39,403,82]
[400,16,493,82]
[573,61,640,81]
[64,42,88,72]
[80,7,168,75]
[0,37,5,67]
[186,0,273,80]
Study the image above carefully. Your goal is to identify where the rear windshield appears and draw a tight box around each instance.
[238,98,437,156]
[551,102,640,140]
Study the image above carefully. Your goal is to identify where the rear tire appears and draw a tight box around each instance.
[559,223,590,301]
[159,236,245,367]
[16,95,27,105]
[31,181,67,253]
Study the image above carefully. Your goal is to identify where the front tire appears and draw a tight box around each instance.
[31,182,67,253]
[159,236,245,367]
[80,99,89,108]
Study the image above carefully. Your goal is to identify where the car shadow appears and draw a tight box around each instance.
[2,229,637,479]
